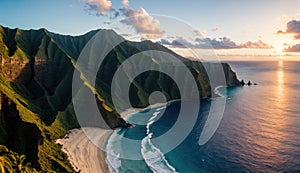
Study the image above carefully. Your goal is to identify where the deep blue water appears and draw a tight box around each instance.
[106,61,300,173]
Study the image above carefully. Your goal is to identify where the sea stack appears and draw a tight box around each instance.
[247,80,252,86]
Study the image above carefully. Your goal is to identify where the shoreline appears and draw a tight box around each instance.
[120,102,173,119]
[56,128,112,173]
[56,102,172,173]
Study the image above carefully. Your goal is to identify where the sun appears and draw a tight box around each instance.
[276,45,285,53]
[275,40,290,55]
[276,45,285,60]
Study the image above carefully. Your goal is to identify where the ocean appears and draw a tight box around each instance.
[105,61,300,173]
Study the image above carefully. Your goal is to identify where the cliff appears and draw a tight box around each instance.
[0,92,42,168]
[0,25,241,171]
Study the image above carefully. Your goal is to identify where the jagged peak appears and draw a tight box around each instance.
[0,24,189,62]
[47,29,100,38]
[0,25,47,34]
[0,24,103,38]
[91,28,126,41]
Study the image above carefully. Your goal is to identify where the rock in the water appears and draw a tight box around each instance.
[240,80,245,86]
[247,80,252,86]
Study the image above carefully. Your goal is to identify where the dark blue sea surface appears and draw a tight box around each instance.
[106,61,300,173]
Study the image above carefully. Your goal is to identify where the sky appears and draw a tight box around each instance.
[1,0,300,60]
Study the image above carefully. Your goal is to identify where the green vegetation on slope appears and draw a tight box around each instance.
[0,145,39,173]
[0,25,241,172]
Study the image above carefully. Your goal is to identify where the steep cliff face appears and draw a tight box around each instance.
[91,39,241,109]
[0,92,42,168]
[0,25,241,171]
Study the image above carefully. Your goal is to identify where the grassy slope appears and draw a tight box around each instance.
[0,26,82,172]
[0,145,39,173]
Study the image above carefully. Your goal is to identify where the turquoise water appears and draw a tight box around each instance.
[106,61,300,173]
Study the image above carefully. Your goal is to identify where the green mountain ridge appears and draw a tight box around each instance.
[0,25,241,172]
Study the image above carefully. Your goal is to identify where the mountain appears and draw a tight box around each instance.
[0,25,241,172]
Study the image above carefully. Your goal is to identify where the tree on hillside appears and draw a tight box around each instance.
[0,145,39,173]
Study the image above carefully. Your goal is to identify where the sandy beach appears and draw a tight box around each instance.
[56,128,112,173]
[56,103,168,173]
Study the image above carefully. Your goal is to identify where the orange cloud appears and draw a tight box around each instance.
[120,8,165,39]
[122,0,129,7]
[85,0,112,15]
[240,40,273,49]
[211,28,220,32]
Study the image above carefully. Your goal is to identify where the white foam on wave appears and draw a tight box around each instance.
[214,85,227,98]
[156,106,166,111]
[141,111,177,173]
[106,130,123,173]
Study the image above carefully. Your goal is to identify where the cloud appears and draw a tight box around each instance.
[158,37,239,49]
[109,9,120,19]
[83,0,164,39]
[120,8,165,39]
[240,40,273,49]
[158,37,272,49]
[277,20,300,39]
[193,30,206,36]
[284,44,300,52]
[122,0,129,7]
[159,37,194,48]
[85,0,112,15]
[196,37,239,49]
[211,28,220,32]
[277,30,284,34]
